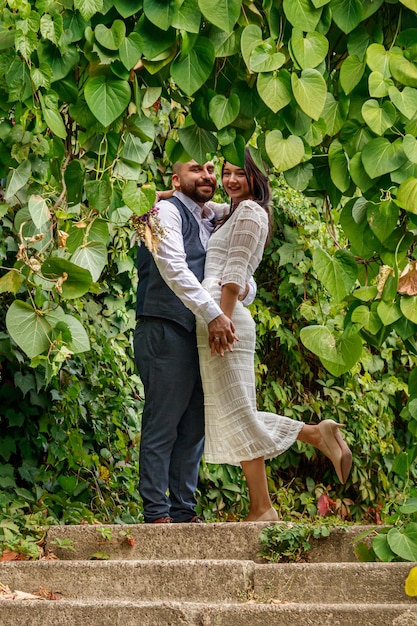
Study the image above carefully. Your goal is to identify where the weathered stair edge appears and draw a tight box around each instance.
[1,600,417,626]
[44,522,378,562]
[0,561,415,605]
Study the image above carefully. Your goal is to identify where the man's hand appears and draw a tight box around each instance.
[208,314,238,356]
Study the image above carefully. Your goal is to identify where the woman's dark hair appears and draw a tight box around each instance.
[221,148,273,244]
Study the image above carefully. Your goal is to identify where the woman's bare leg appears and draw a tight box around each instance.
[240,456,273,520]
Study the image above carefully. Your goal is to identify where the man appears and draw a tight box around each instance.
[134,160,253,524]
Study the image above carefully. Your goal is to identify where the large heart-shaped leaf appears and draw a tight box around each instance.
[95,20,126,50]
[70,242,107,283]
[171,0,202,33]
[143,0,175,30]
[209,94,240,129]
[257,70,292,113]
[28,195,51,228]
[120,134,153,164]
[389,86,417,119]
[328,139,350,192]
[368,72,394,98]
[366,43,391,78]
[119,33,142,70]
[291,29,328,69]
[331,0,363,33]
[390,48,417,88]
[241,24,263,70]
[340,55,366,95]
[171,38,215,95]
[401,295,417,324]
[85,178,112,213]
[41,257,93,298]
[361,99,396,135]
[84,76,131,126]
[313,247,358,302]
[403,135,417,164]
[5,159,31,201]
[362,137,407,179]
[283,0,322,31]
[6,301,50,358]
[74,0,103,22]
[367,200,399,243]
[300,325,363,376]
[397,177,417,215]
[198,0,242,33]
[178,123,218,164]
[249,39,285,73]
[387,524,417,561]
[321,93,347,136]
[265,130,304,172]
[291,69,326,120]
[122,181,156,216]
[44,307,90,354]
[65,160,85,206]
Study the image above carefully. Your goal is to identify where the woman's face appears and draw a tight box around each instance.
[222,162,251,204]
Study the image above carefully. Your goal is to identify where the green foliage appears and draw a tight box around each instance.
[258,519,349,563]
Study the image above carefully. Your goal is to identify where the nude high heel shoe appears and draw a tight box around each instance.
[254,507,279,522]
[317,420,352,484]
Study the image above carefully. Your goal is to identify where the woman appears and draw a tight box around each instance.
[196,149,352,522]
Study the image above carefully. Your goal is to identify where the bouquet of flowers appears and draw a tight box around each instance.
[131,205,165,256]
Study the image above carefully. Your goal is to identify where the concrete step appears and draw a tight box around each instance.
[0,600,416,626]
[0,560,414,605]
[44,522,375,562]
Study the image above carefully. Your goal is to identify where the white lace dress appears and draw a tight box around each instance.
[196,199,304,465]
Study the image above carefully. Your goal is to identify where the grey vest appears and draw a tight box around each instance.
[136,196,206,332]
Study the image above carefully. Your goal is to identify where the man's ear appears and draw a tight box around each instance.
[172,173,181,191]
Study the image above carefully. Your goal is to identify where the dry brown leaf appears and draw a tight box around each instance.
[0,550,25,562]
[398,261,417,295]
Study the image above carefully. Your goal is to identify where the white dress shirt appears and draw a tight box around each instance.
[153,192,256,325]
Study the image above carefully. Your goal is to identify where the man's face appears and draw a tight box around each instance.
[172,161,217,205]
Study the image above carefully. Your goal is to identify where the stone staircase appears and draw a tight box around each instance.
[0,522,416,625]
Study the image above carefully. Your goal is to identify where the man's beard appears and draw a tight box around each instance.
[180,180,216,203]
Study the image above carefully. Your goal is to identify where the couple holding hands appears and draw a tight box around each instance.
[134,148,352,524]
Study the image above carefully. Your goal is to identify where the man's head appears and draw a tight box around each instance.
[172,160,216,205]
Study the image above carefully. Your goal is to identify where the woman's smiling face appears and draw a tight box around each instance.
[222,162,251,205]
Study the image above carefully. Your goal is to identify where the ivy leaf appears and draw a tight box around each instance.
[198,0,242,33]
[64,160,85,207]
[367,200,399,243]
[0,270,25,295]
[313,247,358,302]
[372,533,396,562]
[291,69,327,120]
[120,134,153,164]
[390,48,417,88]
[171,0,202,33]
[85,179,112,213]
[143,0,176,30]
[84,76,131,127]
[265,130,305,172]
[328,139,350,192]
[171,38,215,95]
[119,33,142,70]
[366,43,391,78]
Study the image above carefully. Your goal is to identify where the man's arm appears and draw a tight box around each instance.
[154,200,237,354]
